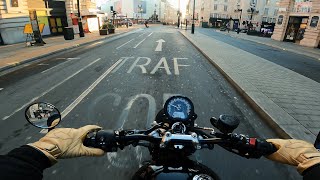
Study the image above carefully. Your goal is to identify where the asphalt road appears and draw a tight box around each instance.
[198,28,320,83]
[0,25,300,180]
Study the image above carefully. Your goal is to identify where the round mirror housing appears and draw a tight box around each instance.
[25,102,61,129]
[210,115,240,134]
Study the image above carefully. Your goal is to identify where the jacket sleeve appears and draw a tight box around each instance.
[0,145,52,180]
[303,163,320,180]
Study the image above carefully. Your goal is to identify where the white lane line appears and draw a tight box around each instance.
[41,58,79,74]
[138,32,147,37]
[116,38,135,50]
[56,58,67,60]
[2,58,102,121]
[89,41,104,46]
[148,32,153,37]
[61,59,122,119]
[0,88,3,91]
[133,38,147,48]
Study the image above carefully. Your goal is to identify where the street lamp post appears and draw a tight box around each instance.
[77,0,85,37]
[248,2,256,32]
[235,4,242,33]
[191,0,195,34]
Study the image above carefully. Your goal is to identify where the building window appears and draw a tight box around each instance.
[224,5,227,11]
[214,4,218,10]
[262,17,267,22]
[225,0,228,2]
[11,0,19,7]
[264,8,269,16]
[75,3,78,9]
[274,9,278,16]
[266,0,270,5]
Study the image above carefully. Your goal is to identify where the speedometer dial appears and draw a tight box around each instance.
[164,96,194,121]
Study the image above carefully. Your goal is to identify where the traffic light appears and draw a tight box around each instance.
[110,6,113,12]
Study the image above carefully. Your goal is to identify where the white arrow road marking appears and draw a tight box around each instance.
[2,58,102,121]
[155,39,165,52]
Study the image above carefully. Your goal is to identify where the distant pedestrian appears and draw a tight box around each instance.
[144,20,149,28]
[226,22,230,33]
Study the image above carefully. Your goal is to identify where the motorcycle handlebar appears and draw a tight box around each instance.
[83,129,277,158]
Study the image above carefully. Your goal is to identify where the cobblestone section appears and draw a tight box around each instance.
[181,30,319,142]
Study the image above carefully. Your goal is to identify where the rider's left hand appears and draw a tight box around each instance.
[28,125,105,165]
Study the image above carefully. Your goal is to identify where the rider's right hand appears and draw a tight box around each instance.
[266,139,320,175]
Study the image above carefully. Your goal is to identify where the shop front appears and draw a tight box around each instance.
[209,17,230,28]
[283,16,308,43]
[27,0,67,36]
[272,0,320,48]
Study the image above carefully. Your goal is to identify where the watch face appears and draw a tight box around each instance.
[165,96,194,121]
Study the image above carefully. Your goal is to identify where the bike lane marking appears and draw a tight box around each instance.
[133,38,147,48]
[41,58,80,74]
[138,32,147,37]
[116,38,135,50]
[61,59,123,119]
[2,58,102,121]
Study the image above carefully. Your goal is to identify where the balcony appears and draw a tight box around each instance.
[291,7,312,13]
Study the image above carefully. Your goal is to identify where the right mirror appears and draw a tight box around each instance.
[25,102,61,129]
[210,115,240,134]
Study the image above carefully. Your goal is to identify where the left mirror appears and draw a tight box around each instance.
[25,102,61,129]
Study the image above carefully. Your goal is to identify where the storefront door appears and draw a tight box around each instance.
[0,33,3,45]
[49,17,64,35]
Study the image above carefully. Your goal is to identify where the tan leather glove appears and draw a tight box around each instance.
[28,125,105,165]
[266,139,320,174]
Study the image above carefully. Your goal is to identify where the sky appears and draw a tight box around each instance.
[167,0,188,17]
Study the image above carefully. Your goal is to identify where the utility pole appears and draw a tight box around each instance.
[177,0,180,28]
[77,0,84,37]
[191,0,195,34]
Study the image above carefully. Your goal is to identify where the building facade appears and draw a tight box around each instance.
[272,0,320,48]
[100,0,161,21]
[0,0,30,44]
[65,0,100,34]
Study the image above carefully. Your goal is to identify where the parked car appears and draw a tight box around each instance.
[119,20,133,26]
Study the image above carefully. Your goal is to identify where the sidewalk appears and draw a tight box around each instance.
[180,30,320,142]
[215,29,320,60]
[0,25,142,72]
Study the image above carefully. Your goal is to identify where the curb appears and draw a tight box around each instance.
[0,28,141,73]
[179,31,293,139]
[215,30,320,60]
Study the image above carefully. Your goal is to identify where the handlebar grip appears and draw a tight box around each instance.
[83,130,118,152]
[255,139,277,156]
